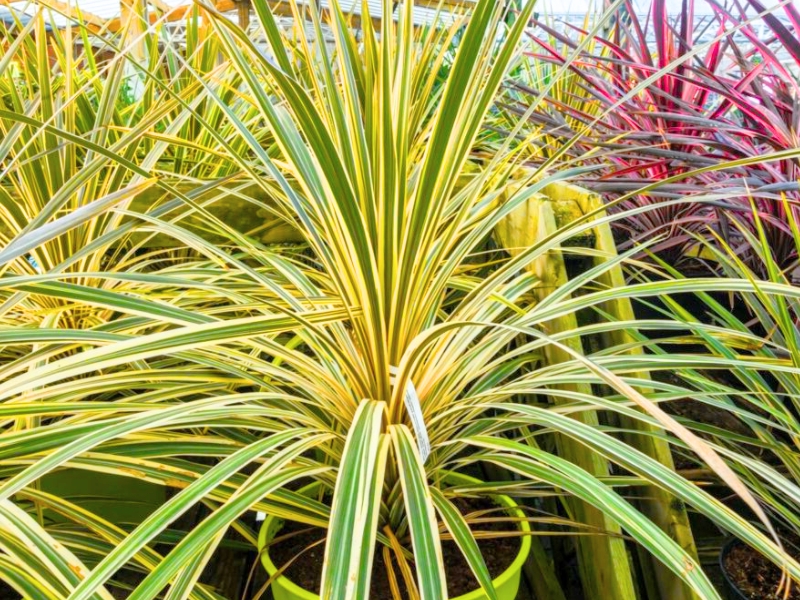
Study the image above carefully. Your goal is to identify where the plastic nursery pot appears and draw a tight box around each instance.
[719,538,751,600]
[258,473,531,600]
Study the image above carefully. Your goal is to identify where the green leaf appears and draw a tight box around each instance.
[321,399,389,600]
[469,437,721,600]
[431,486,498,600]
[0,179,155,267]
[390,424,446,600]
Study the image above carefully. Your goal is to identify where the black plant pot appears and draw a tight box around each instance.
[719,538,750,600]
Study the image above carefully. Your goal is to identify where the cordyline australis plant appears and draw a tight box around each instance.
[0,1,798,600]
[506,0,800,274]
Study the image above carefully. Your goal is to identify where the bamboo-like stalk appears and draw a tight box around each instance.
[495,195,638,600]
[555,183,700,600]
[516,181,699,600]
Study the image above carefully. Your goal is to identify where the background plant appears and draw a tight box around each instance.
[505,0,800,275]
[631,202,800,542]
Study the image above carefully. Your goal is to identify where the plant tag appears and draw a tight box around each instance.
[389,366,431,463]
[27,255,42,273]
[255,511,265,522]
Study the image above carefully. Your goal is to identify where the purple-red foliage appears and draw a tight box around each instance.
[513,0,800,274]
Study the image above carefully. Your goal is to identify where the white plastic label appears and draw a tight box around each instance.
[255,511,265,522]
[389,366,431,463]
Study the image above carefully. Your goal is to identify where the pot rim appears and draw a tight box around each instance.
[257,473,532,600]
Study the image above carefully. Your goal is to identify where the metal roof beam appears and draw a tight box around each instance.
[105,0,477,32]
[0,0,106,28]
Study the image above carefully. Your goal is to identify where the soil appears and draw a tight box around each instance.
[723,540,800,600]
[266,496,521,599]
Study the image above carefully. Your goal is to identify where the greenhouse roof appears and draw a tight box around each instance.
[0,0,476,31]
